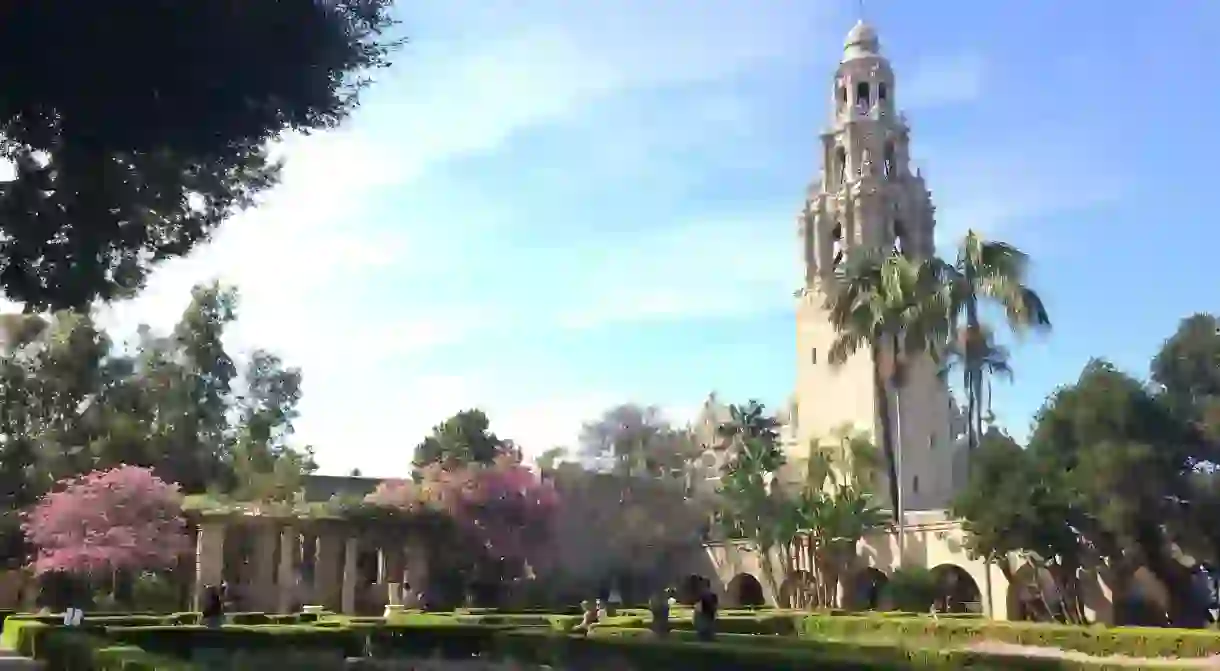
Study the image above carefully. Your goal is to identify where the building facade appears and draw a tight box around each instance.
[695,22,1119,623]
[792,19,966,512]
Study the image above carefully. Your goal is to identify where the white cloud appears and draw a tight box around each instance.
[88,2,848,475]
[557,215,799,328]
[71,5,1120,479]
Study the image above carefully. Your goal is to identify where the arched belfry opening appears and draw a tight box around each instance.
[831,222,845,268]
[884,142,896,177]
[855,81,870,110]
[893,220,906,255]
[834,146,847,185]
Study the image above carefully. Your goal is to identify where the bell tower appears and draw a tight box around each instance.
[791,21,958,512]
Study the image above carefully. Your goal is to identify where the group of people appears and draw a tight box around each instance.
[577,579,719,641]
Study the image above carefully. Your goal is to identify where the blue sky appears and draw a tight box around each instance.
[102,0,1220,475]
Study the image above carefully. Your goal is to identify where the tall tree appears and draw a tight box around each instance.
[535,447,569,473]
[135,283,240,492]
[937,326,1012,429]
[825,250,945,523]
[929,231,1050,460]
[714,402,789,592]
[579,403,702,478]
[0,1,401,310]
[413,409,506,470]
[1028,360,1207,627]
[784,429,890,609]
[952,427,1086,623]
[1149,314,1220,589]
[230,351,315,502]
[1151,313,1220,448]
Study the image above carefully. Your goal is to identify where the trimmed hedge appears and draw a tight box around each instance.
[5,618,1209,671]
[580,627,1198,671]
[8,608,1220,669]
[800,614,1220,659]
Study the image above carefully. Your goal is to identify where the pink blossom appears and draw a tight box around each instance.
[366,455,559,566]
[22,465,191,576]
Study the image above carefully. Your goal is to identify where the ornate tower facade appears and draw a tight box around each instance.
[790,21,962,512]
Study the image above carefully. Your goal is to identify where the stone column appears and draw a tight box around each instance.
[313,533,341,610]
[341,536,359,614]
[252,525,278,611]
[194,521,226,610]
[278,527,300,613]
[377,547,390,584]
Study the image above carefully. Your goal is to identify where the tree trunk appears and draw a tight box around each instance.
[889,334,907,560]
[871,342,900,527]
[1136,523,1210,628]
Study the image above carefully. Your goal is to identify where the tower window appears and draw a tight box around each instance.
[834,146,847,185]
[912,476,920,493]
[811,348,818,364]
[855,81,870,108]
[893,220,906,255]
[878,82,888,100]
[831,222,845,267]
[884,142,896,177]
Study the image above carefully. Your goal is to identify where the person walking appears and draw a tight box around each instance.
[693,579,718,642]
[648,589,672,637]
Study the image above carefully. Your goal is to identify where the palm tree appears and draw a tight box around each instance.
[788,429,890,608]
[929,231,1050,460]
[825,249,947,529]
[713,402,790,593]
[937,325,1013,430]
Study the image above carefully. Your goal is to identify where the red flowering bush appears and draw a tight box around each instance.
[366,454,559,568]
[22,465,191,576]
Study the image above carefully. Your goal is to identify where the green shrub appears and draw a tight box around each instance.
[14,614,1220,671]
[883,567,941,612]
[102,623,367,659]
[668,613,800,635]
[0,617,50,656]
[800,614,1220,659]
[33,629,192,671]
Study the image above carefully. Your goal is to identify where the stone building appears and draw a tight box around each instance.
[792,18,965,512]
[694,21,1122,624]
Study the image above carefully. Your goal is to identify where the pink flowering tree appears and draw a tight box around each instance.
[451,454,559,567]
[366,455,559,604]
[23,465,191,577]
[368,456,559,566]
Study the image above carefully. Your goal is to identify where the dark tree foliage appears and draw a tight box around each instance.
[0,0,401,310]
[956,333,1220,627]
[1152,313,1220,449]
[413,409,507,470]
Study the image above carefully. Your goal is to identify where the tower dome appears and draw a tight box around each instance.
[842,19,881,62]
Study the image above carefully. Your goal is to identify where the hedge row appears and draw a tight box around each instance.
[4,618,1211,671]
[9,607,1220,666]
[799,615,1220,659]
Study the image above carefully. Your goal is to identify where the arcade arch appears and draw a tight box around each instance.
[931,564,982,613]
[726,573,766,608]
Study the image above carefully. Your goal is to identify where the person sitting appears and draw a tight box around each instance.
[201,585,225,628]
[574,599,599,634]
